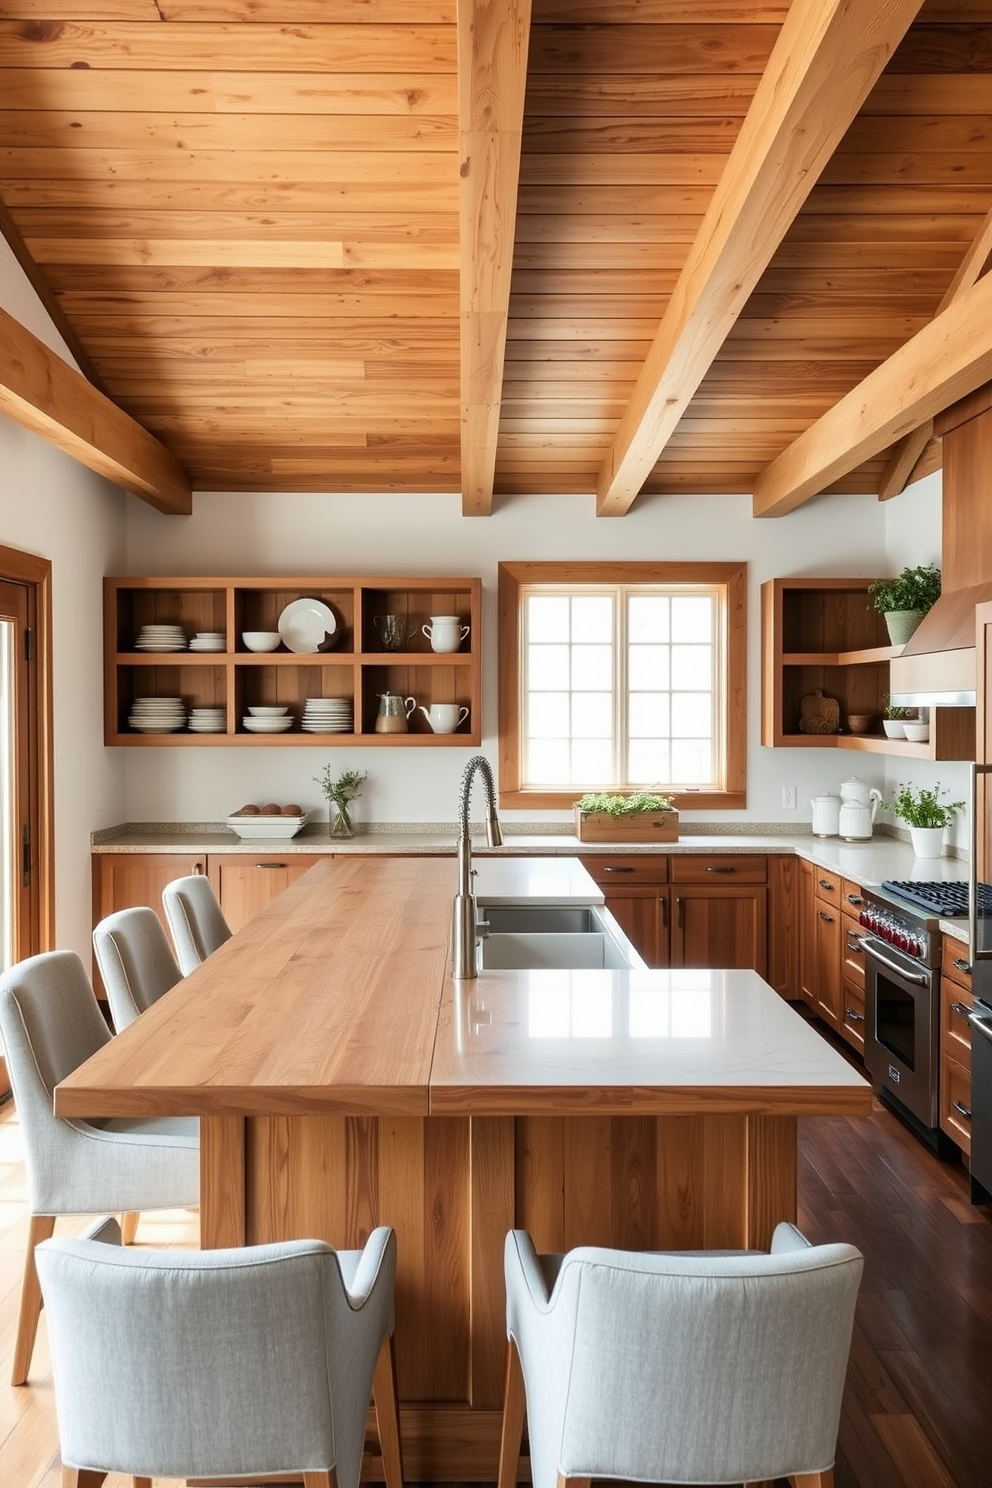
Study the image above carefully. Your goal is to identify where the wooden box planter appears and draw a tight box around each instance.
[574,806,680,843]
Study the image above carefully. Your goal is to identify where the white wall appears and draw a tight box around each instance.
[0,238,127,961]
[122,486,898,828]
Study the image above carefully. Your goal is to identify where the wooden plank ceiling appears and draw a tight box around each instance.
[0,0,989,510]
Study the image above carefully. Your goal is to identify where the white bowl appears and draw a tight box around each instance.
[225,814,307,840]
[247,705,290,717]
[242,631,281,652]
[882,719,906,738]
[903,722,930,742]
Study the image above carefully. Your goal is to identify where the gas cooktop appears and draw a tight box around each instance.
[880,879,992,918]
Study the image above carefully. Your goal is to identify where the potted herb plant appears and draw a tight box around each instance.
[314,765,367,838]
[574,790,678,842]
[868,563,941,646]
[883,781,964,859]
[880,693,918,740]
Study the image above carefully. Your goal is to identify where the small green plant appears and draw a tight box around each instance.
[576,791,675,817]
[884,782,965,829]
[314,765,367,835]
[882,693,917,722]
[868,564,941,616]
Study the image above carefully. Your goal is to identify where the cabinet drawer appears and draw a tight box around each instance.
[940,1055,972,1156]
[671,855,766,884]
[842,880,866,914]
[580,854,669,887]
[842,915,866,990]
[942,978,973,1071]
[841,979,866,1054]
[813,869,842,905]
[942,937,973,992]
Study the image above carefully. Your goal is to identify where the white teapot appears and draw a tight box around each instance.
[840,775,874,808]
[838,777,883,840]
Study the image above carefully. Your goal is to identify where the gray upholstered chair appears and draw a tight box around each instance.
[162,872,232,974]
[498,1223,863,1488]
[92,905,183,1032]
[37,1217,404,1488]
[0,950,199,1386]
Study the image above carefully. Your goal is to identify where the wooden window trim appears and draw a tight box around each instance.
[497,560,747,812]
[0,544,55,954]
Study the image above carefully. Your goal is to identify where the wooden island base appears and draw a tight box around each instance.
[202,1108,796,1481]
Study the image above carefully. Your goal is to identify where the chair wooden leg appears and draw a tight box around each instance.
[557,1476,590,1488]
[12,1213,56,1386]
[303,1472,336,1488]
[61,1468,108,1487]
[132,1478,151,1488]
[498,1339,527,1488]
[120,1211,139,1245]
[790,1474,834,1488]
[373,1332,404,1488]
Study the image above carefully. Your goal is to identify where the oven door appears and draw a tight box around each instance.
[969,998,992,1201]
[863,935,938,1130]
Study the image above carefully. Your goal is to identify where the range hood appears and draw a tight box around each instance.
[887,580,992,708]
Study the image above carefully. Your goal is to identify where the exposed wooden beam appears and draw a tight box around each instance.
[458,0,531,517]
[751,272,992,517]
[594,0,924,517]
[877,202,992,501]
[0,306,191,514]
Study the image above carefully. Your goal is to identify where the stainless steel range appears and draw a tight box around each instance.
[857,880,967,1148]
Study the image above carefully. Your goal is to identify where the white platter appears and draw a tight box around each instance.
[277,598,337,653]
[225,814,307,840]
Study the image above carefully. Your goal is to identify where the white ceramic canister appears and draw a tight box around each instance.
[810,794,841,837]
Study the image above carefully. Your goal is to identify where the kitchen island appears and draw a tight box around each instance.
[58,855,870,1481]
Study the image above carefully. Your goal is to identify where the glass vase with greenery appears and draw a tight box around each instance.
[313,766,367,838]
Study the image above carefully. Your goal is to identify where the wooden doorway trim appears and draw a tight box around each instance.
[0,544,54,957]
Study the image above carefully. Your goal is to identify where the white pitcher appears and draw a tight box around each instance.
[423,615,470,653]
[838,788,883,840]
[418,702,469,733]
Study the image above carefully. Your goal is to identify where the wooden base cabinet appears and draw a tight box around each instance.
[940,940,974,1156]
[579,855,669,966]
[207,854,323,935]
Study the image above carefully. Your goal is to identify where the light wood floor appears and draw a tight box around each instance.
[1,1090,990,1488]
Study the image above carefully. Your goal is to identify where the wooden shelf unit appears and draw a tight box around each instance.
[761,577,974,760]
[105,575,482,746]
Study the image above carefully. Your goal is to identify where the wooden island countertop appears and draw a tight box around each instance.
[56,855,870,1482]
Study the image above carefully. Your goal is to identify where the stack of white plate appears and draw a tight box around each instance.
[302,696,353,733]
[189,631,226,652]
[242,705,294,734]
[128,697,186,733]
[134,625,186,652]
[189,707,226,733]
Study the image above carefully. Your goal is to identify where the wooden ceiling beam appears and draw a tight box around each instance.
[751,272,992,517]
[877,201,992,500]
[594,0,925,517]
[458,0,531,517]
[0,306,192,514]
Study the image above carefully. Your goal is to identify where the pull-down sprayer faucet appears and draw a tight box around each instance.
[451,754,503,978]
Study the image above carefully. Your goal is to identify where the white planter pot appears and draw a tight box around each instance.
[909,825,945,858]
[882,719,906,738]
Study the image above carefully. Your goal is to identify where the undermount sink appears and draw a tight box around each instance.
[475,902,641,971]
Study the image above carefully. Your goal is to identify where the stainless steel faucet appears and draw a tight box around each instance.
[451,754,503,978]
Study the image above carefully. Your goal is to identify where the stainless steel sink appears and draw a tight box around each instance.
[480,904,604,935]
[475,902,642,971]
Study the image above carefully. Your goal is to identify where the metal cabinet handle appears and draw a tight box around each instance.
[846,931,863,951]
[818,878,836,892]
[604,865,635,873]
[954,957,973,976]
[952,1100,972,1121]
[951,1001,973,1022]
[845,1007,865,1022]
[817,910,834,923]
[256,862,286,870]
[676,895,684,928]
[193,863,204,875]
[660,896,668,928]
[705,865,735,873]
[846,893,863,906]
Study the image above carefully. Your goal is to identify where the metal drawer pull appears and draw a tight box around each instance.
[845,1007,865,1022]
[951,1001,972,1021]
[817,910,834,923]
[256,863,286,870]
[954,957,972,976]
[676,895,684,928]
[604,865,635,873]
[952,1100,972,1121]
[660,897,668,928]
[705,864,735,873]
[846,894,863,905]
[846,932,863,951]
[818,879,835,891]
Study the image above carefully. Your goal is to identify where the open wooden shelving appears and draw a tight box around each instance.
[105,575,482,747]
[761,577,975,761]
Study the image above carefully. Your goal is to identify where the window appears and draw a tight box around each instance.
[498,562,746,811]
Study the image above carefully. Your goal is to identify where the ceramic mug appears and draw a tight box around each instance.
[423,615,470,653]
[419,702,469,734]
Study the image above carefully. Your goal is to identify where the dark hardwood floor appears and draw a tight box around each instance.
[797,1095,992,1488]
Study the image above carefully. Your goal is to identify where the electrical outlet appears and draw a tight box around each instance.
[782,785,797,810]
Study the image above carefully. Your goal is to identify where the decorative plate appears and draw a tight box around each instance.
[277,598,338,654]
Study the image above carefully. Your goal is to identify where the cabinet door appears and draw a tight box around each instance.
[798,859,817,1008]
[813,901,842,1029]
[672,886,767,975]
[207,854,322,935]
[767,855,799,998]
[602,887,669,968]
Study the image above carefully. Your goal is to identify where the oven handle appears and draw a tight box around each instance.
[968,1010,992,1046]
[858,936,930,985]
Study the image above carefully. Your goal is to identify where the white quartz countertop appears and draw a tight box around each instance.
[471,857,604,905]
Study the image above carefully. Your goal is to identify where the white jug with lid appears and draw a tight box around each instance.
[840,775,873,808]
[838,786,883,840]
[810,794,841,837]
